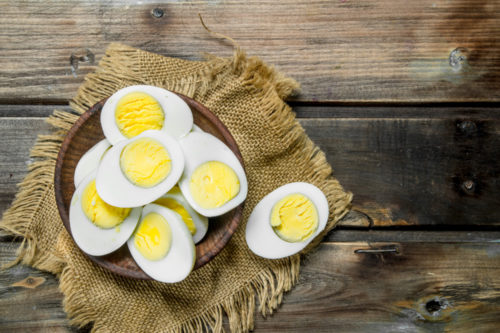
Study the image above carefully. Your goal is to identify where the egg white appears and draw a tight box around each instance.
[178,132,248,217]
[245,182,329,259]
[69,171,142,256]
[158,187,209,244]
[191,124,205,133]
[96,130,185,208]
[127,203,195,283]
[101,85,193,144]
[74,139,111,188]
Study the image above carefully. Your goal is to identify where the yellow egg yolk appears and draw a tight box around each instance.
[134,212,171,261]
[115,91,164,138]
[154,198,196,235]
[270,193,318,243]
[81,180,131,229]
[120,138,171,188]
[189,161,240,209]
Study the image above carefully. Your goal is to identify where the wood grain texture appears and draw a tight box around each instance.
[0,105,72,118]
[2,108,500,227]
[2,241,499,332]
[1,0,500,103]
[0,118,52,216]
[302,117,500,227]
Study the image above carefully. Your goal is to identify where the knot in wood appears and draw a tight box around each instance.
[424,297,449,316]
[151,8,164,18]
[70,49,95,77]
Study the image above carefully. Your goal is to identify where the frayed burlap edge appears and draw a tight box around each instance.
[1,43,352,333]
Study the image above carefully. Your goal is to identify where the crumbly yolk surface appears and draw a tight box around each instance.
[120,138,171,188]
[154,197,196,235]
[270,193,318,243]
[81,180,131,228]
[189,161,240,209]
[134,212,171,261]
[115,91,164,138]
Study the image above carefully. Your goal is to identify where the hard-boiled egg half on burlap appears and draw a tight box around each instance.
[69,85,249,283]
[245,183,329,259]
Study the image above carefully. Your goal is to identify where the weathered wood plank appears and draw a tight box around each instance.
[0,243,80,332]
[0,105,72,118]
[1,113,499,227]
[3,104,499,119]
[293,104,500,119]
[1,241,499,332]
[0,118,52,216]
[1,0,500,103]
[325,228,500,243]
[301,117,500,226]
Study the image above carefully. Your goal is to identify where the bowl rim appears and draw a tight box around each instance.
[54,92,245,280]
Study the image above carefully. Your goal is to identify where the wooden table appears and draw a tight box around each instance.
[1,1,500,331]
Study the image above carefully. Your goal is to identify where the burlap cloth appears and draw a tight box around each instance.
[1,43,352,332]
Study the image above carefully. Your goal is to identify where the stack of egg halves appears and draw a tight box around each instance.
[70,85,248,283]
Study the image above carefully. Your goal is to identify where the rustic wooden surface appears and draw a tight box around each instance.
[1,0,500,331]
[1,240,500,332]
[1,0,500,103]
[2,106,499,228]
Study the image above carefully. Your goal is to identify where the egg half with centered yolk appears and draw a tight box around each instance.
[101,85,193,144]
[73,139,111,188]
[178,132,248,217]
[154,186,208,244]
[96,130,184,208]
[69,171,142,256]
[127,203,195,283]
[245,182,329,259]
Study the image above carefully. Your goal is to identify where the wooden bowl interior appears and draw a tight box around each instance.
[55,95,244,280]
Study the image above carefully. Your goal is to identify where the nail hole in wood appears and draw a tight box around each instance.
[424,297,448,315]
[151,8,164,18]
[461,179,476,195]
[457,120,477,136]
[449,47,469,72]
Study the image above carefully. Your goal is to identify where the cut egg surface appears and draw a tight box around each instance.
[73,139,111,188]
[178,132,247,217]
[96,130,184,208]
[69,171,142,256]
[127,204,195,283]
[101,85,193,144]
[154,186,209,244]
[245,182,329,259]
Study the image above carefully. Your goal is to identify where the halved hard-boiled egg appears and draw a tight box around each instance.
[245,182,329,259]
[127,203,195,283]
[69,171,142,256]
[154,186,208,244]
[101,85,193,144]
[178,132,247,217]
[96,130,184,208]
[73,139,111,188]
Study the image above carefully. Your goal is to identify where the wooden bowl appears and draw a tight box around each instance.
[54,94,245,280]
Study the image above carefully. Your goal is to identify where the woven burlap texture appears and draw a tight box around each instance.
[1,43,352,332]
